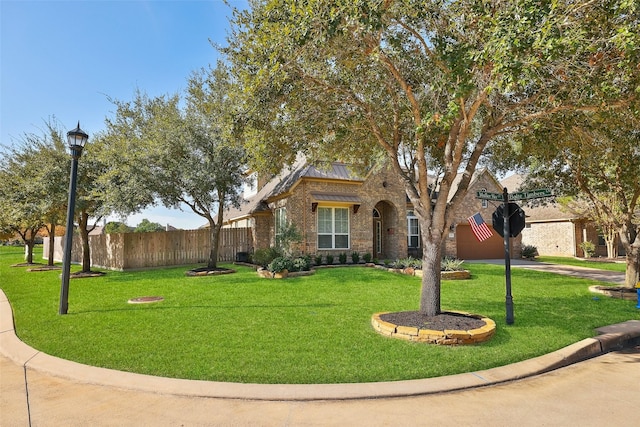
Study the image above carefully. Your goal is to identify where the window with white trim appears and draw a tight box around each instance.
[317,207,350,249]
[275,207,287,247]
[407,210,420,248]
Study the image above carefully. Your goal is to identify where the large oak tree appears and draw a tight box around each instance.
[225,0,639,315]
[99,63,247,269]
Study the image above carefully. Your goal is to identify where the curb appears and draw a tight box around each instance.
[1,290,639,401]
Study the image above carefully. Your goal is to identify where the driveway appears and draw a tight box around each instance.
[467,259,627,285]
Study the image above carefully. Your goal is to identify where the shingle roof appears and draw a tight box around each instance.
[223,157,364,223]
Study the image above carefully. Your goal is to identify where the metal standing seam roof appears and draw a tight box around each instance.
[310,192,362,203]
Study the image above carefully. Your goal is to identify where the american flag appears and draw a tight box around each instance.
[467,212,494,242]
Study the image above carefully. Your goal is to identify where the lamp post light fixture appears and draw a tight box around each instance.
[59,122,88,315]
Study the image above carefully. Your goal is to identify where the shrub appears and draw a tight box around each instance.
[398,257,421,269]
[338,253,347,264]
[521,245,539,259]
[292,256,311,272]
[351,252,360,264]
[267,256,293,273]
[363,253,372,263]
[314,254,323,266]
[441,256,465,271]
[253,247,282,268]
[326,254,334,265]
[580,241,596,258]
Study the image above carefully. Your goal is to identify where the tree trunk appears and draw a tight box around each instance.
[624,248,639,289]
[207,218,223,269]
[618,223,639,288]
[605,237,617,258]
[79,212,91,273]
[25,239,35,264]
[420,238,443,316]
[18,227,37,264]
[47,224,56,266]
[207,197,226,269]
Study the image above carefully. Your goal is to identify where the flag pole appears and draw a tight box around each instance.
[503,187,514,324]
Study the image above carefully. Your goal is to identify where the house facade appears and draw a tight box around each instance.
[223,158,520,260]
[500,174,622,258]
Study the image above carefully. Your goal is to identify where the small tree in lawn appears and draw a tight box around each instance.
[100,62,247,269]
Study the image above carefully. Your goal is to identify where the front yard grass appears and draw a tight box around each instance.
[1,246,637,384]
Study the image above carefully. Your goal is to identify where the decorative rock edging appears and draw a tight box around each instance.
[373,264,470,280]
[589,285,637,301]
[185,269,236,277]
[440,270,471,280]
[257,268,316,279]
[128,296,164,304]
[371,310,496,345]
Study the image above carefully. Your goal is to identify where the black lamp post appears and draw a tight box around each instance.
[59,122,88,315]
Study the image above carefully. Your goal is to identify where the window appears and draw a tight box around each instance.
[275,207,287,247]
[480,188,488,208]
[407,210,420,248]
[317,207,350,249]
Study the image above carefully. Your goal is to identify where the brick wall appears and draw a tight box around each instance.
[272,162,408,260]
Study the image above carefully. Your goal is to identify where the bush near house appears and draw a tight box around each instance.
[580,241,596,258]
[253,247,282,268]
[521,245,539,259]
[267,255,312,273]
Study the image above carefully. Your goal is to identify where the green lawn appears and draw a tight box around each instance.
[537,256,627,272]
[1,246,637,384]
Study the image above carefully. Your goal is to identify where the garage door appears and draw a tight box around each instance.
[456,224,505,259]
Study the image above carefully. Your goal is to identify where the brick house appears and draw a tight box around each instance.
[223,157,519,260]
[501,174,622,258]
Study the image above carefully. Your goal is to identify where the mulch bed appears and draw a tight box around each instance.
[591,285,637,301]
[70,271,106,278]
[185,267,236,276]
[379,311,486,331]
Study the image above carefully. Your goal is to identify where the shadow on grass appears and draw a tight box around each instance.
[68,302,338,315]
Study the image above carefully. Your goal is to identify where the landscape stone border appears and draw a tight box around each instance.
[371,310,496,345]
[371,265,470,280]
[257,268,316,279]
[185,268,236,277]
[589,285,637,301]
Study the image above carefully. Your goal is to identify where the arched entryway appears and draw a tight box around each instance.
[372,201,401,260]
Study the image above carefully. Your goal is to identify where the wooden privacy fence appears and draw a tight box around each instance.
[46,228,253,270]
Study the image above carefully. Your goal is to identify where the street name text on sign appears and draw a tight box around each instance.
[477,188,552,201]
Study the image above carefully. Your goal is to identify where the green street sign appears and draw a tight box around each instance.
[508,188,553,201]
[476,191,503,201]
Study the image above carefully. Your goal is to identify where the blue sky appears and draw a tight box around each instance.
[1,0,247,229]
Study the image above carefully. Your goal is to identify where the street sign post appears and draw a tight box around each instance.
[476,187,553,325]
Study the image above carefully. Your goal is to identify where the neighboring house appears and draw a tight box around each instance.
[223,157,520,260]
[500,174,620,258]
